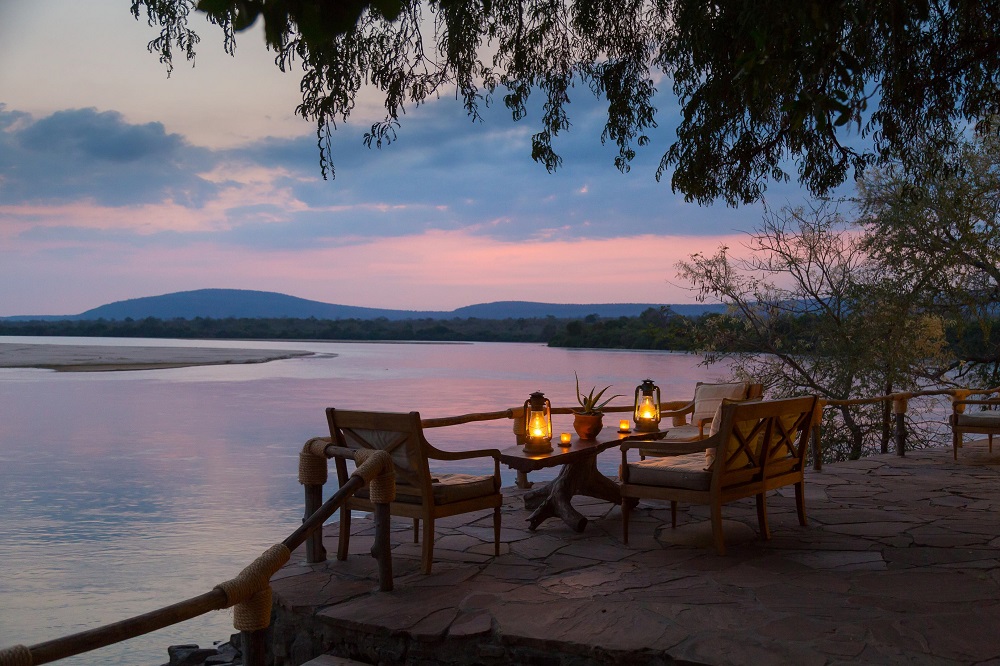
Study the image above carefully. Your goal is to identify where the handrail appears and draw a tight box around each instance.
[418,386,1000,475]
[0,450,395,666]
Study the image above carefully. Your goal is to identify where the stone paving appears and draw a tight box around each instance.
[271,443,1000,665]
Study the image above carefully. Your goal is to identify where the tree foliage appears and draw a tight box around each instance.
[858,131,1000,385]
[131,0,1000,205]
[677,203,951,461]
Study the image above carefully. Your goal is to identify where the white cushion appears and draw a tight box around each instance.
[693,382,748,426]
[708,396,762,436]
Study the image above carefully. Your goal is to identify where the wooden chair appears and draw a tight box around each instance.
[326,409,503,574]
[950,398,1000,460]
[640,382,764,459]
[621,395,818,555]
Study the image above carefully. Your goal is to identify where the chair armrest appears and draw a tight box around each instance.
[953,399,1000,409]
[426,446,503,488]
[425,446,502,462]
[621,439,714,456]
[620,431,719,455]
[659,400,695,418]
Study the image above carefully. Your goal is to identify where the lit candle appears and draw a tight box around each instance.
[619,419,631,432]
[560,432,572,445]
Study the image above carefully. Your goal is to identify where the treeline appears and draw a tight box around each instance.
[0,315,566,343]
[2,310,994,362]
[0,307,705,348]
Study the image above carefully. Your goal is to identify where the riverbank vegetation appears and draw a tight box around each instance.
[681,130,1000,462]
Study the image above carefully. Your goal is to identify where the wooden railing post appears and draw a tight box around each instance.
[303,484,327,563]
[241,628,267,666]
[372,503,393,592]
[512,414,532,488]
[811,399,825,471]
[892,394,910,457]
[299,438,331,563]
[349,449,396,592]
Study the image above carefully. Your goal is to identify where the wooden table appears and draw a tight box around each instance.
[499,431,635,532]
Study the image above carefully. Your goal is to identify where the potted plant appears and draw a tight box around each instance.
[573,372,623,439]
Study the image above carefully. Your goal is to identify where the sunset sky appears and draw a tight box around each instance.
[0,0,825,317]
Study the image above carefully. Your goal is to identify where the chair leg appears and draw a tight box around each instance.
[990,434,994,453]
[621,495,631,544]
[756,493,771,540]
[794,481,808,526]
[493,506,501,556]
[671,500,678,528]
[421,516,435,574]
[337,505,351,561]
[710,503,725,556]
[412,518,419,543]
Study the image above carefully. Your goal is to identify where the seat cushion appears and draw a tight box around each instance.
[661,424,703,441]
[954,413,1000,429]
[692,382,748,426]
[356,473,497,505]
[625,452,712,491]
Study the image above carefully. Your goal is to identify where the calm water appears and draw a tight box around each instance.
[0,337,727,665]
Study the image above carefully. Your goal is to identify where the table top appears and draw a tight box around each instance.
[499,429,642,472]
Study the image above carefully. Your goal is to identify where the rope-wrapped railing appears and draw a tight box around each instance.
[419,386,1000,474]
[801,387,1000,470]
[296,440,396,588]
[1,448,396,666]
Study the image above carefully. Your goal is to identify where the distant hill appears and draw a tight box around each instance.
[4,289,726,321]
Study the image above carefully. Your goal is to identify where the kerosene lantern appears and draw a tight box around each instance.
[633,379,661,433]
[523,391,553,453]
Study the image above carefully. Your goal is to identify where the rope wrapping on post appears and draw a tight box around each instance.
[298,437,330,486]
[214,543,291,632]
[351,449,395,504]
[0,645,32,666]
[951,389,973,413]
[892,393,911,415]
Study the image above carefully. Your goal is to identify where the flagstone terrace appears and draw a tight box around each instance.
[272,444,1000,666]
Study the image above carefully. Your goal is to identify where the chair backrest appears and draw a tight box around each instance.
[710,396,817,488]
[692,381,761,425]
[326,409,432,491]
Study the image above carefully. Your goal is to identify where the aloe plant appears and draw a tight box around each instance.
[574,372,623,415]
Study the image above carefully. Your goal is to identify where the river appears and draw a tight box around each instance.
[0,337,729,665]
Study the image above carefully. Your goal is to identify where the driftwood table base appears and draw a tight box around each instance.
[522,455,621,531]
[501,435,630,533]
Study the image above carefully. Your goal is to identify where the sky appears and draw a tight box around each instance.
[0,1,819,316]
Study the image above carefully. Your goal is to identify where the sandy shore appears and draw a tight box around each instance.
[0,342,316,372]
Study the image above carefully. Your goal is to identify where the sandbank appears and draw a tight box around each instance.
[0,342,316,372]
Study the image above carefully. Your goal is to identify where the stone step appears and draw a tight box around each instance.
[300,655,371,666]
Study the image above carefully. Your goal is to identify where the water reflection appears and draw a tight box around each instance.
[0,338,727,665]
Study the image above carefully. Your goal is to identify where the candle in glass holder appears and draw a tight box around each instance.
[619,419,631,433]
[560,432,572,445]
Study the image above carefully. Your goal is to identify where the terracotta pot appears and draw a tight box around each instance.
[573,412,604,440]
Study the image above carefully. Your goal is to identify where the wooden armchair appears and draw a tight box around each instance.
[640,382,764,459]
[950,397,1000,460]
[621,395,818,555]
[326,409,503,574]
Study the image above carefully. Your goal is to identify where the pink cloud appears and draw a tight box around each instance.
[1,229,750,315]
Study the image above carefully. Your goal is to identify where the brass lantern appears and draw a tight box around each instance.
[633,379,661,432]
[523,391,553,453]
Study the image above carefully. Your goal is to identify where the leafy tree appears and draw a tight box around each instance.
[858,131,1000,386]
[677,202,951,460]
[131,0,1000,205]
